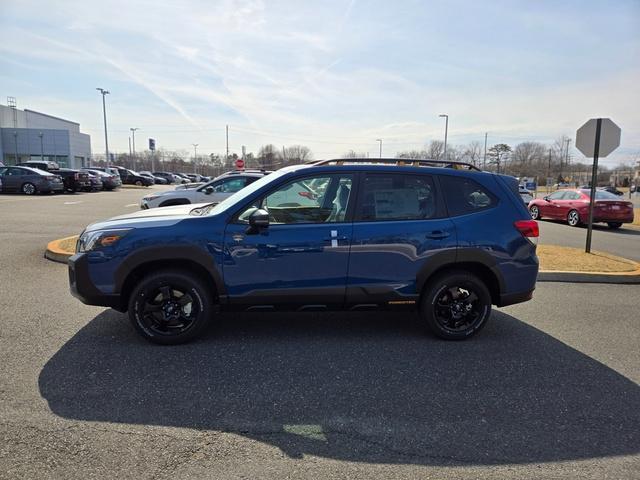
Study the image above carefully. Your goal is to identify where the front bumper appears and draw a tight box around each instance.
[68,253,124,310]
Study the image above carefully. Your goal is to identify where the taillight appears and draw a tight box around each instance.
[514,220,539,238]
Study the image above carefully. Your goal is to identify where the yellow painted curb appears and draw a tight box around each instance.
[44,235,78,263]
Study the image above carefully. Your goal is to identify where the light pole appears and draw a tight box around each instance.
[192,143,199,174]
[38,132,44,161]
[439,114,449,161]
[130,127,139,170]
[376,139,382,158]
[483,132,488,169]
[96,88,110,165]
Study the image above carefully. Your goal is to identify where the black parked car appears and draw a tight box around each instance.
[56,168,92,193]
[106,166,153,186]
[0,166,64,194]
[81,169,122,190]
[16,160,60,172]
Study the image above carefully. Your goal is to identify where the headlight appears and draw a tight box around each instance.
[77,228,132,252]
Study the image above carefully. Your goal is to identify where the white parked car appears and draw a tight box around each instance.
[140,170,269,209]
[518,185,534,204]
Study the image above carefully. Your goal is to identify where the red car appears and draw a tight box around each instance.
[528,189,634,229]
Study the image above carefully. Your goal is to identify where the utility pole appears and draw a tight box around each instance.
[439,114,449,161]
[130,128,139,170]
[483,132,488,169]
[225,125,229,162]
[192,143,199,174]
[376,138,382,158]
[96,88,110,165]
[128,137,132,157]
[547,148,552,193]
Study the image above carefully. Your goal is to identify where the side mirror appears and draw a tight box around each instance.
[204,186,214,194]
[543,196,550,202]
[247,209,269,233]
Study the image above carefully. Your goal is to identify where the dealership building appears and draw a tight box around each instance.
[0,102,91,168]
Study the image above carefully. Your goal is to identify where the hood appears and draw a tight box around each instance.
[85,202,211,232]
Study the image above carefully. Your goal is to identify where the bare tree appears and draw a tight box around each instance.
[257,144,281,169]
[461,141,483,167]
[396,149,428,159]
[283,145,313,165]
[427,140,444,160]
[342,150,369,158]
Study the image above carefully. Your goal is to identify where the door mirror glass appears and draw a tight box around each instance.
[204,186,214,194]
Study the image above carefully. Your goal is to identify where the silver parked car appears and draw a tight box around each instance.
[140,170,270,209]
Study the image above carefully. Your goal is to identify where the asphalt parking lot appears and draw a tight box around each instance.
[0,188,639,479]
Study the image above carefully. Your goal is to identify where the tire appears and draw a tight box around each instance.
[135,180,143,186]
[128,269,214,345]
[419,270,492,340]
[529,205,540,220]
[21,182,37,195]
[607,222,622,229]
[567,209,581,227]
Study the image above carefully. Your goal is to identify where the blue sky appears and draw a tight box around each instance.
[0,0,638,166]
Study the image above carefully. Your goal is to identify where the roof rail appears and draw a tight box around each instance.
[312,158,482,171]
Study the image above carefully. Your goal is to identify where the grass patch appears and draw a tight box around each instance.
[538,245,638,273]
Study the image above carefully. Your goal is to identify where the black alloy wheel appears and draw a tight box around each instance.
[420,271,491,340]
[128,270,213,345]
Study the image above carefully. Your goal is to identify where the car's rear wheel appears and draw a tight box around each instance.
[135,180,143,186]
[607,222,622,229]
[529,205,540,220]
[128,270,214,345]
[420,271,491,340]
[567,209,581,227]
[21,182,36,195]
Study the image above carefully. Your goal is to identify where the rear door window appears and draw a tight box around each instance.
[440,176,497,216]
[356,173,439,221]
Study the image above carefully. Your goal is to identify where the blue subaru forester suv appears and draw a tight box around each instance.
[68,159,539,344]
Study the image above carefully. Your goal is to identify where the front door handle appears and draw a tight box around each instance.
[426,230,451,240]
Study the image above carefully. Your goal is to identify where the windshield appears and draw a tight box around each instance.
[205,169,289,216]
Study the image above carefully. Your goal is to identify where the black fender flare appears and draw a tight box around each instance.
[114,245,226,296]
[416,247,506,295]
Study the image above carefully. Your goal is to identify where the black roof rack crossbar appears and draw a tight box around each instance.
[311,158,482,171]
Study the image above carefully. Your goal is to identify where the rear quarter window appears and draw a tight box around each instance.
[440,176,497,216]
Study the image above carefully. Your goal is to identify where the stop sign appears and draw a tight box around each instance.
[575,118,621,158]
[235,158,245,170]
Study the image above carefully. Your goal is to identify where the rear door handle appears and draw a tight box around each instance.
[426,230,450,240]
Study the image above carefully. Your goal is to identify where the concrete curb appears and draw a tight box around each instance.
[44,236,78,264]
[538,270,640,284]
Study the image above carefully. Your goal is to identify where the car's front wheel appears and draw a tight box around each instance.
[607,222,622,229]
[567,209,581,227]
[529,205,540,220]
[128,270,214,345]
[420,271,491,340]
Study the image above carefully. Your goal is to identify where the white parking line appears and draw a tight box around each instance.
[63,201,83,205]
[124,203,138,208]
